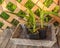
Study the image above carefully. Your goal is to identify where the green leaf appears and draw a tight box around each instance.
[26,9,36,32]
[6,2,17,12]
[40,10,45,28]
[53,6,60,13]
[0,12,10,20]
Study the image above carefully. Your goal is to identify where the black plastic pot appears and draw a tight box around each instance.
[28,32,39,40]
[39,27,48,40]
[26,27,39,40]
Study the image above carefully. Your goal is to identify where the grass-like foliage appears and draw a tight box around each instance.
[25,9,36,33]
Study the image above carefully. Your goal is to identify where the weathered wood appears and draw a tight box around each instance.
[0,29,13,48]
[32,0,58,11]
[5,40,16,48]
[0,18,12,29]
[16,45,42,48]
[12,24,21,38]
[10,24,59,48]
[11,38,56,47]
[49,14,60,23]
[0,0,59,48]
[0,39,10,48]
[0,28,59,48]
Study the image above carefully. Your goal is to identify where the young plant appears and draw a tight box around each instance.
[39,9,45,28]
[25,9,36,33]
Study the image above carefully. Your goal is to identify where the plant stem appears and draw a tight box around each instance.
[39,9,45,28]
[29,9,36,32]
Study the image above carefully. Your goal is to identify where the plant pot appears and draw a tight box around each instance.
[39,26,48,40]
[26,27,39,40]
[28,32,39,40]
[11,24,57,48]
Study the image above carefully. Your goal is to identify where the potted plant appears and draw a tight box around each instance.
[5,0,59,40]
[37,0,60,39]
[37,8,48,39]
[24,9,39,40]
[19,1,60,40]
[38,7,59,39]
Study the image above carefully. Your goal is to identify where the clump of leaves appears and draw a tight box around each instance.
[25,0,34,9]
[39,9,45,28]
[25,9,36,33]
[0,12,10,20]
[6,2,17,12]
